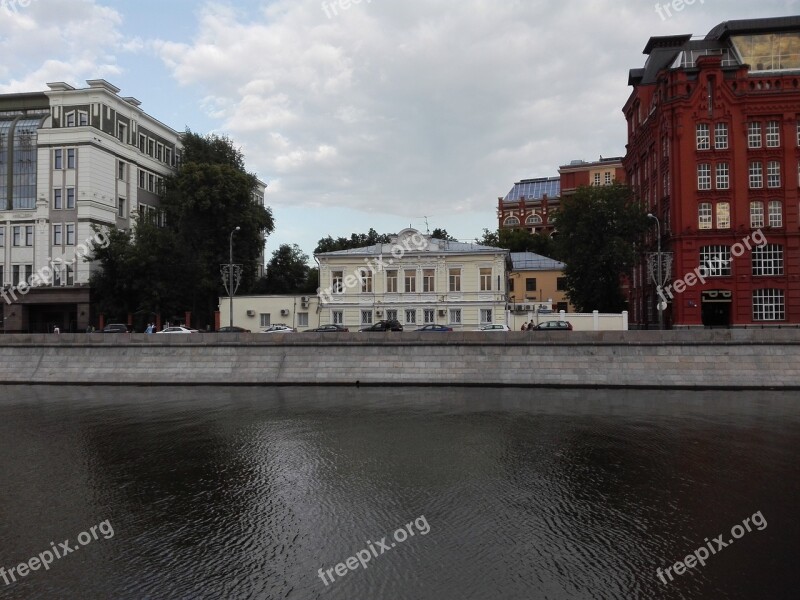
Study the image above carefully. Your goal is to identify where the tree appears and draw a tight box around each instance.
[314,228,393,253]
[553,183,649,312]
[477,228,556,257]
[90,130,274,328]
[431,228,457,241]
[257,244,311,294]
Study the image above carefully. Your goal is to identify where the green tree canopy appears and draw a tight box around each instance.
[254,244,314,294]
[477,228,556,257]
[90,130,274,329]
[553,183,649,312]
[314,228,393,254]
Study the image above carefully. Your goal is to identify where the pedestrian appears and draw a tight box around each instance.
[520,323,526,331]
[145,323,153,334]
[53,325,60,335]
[526,320,534,331]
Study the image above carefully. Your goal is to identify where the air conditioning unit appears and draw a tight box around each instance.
[376,309,383,317]
[280,309,289,316]
[301,295,310,307]
[246,310,255,317]
[524,304,533,311]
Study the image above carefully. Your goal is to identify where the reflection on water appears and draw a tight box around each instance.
[0,386,798,599]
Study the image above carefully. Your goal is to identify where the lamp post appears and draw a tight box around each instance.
[229,226,240,329]
[647,213,663,330]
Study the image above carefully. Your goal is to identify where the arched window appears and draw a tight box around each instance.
[504,216,520,226]
[525,214,542,225]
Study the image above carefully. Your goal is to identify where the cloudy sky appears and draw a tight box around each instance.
[1,0,798,259]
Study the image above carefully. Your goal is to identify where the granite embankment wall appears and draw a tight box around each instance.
[0,330,799,389]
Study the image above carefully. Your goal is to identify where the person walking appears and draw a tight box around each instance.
[53,325,60,335]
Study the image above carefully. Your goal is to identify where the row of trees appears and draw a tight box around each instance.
[89,131,647,320]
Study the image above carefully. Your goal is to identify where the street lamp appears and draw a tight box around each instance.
[647,213,663,330]
[229,226,240,329]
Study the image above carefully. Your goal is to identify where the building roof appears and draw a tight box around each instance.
[315,228,506,257]
[510,252,565,271]
[502,176,560,202]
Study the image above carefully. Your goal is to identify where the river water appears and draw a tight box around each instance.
[0,386,797,600]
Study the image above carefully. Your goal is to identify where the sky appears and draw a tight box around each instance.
[1,0,798,262]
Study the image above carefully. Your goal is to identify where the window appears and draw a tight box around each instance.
[480,309,492,324]
[449,308,462,324]
[423,309,435,324]
[753,289,785,320]
[165,148,172,165]
[54,149,63,169]
[797,121,800,147]
[297,313,309,327]
[139,134,146,152]
[0,266,3,285]
[156,144,163,161]
[12,265,19,285]
[118,161,125,180]
[66,223,75,245]
[526,214,542,225]
[53,224,62,246]
[332,310,343,325]
[65,188,74,209]
[716,202,730,229]
[767,161,781,188]
[699,246,732,276]
[12,226,21,246]
[422,269,435,292]
[604,172,612,184]
[148,174,155,192]
[260,314,270,327]
[766,120,780,147]
[0,227,4,247]
[698,203,712,230]
[449,268,461,292]
[715,162,729,189]
[65,112,75,127]
[386,309,398,321]
[78,111,88,126]
[525,278,537,292]
[662,134,669,158]
[750,201,764,228]
[696,123,710,149]
[752,244,783,276]
[360,269,372,293]
[332,270,344,294]
[66,264,73,286]
[697,163,711,190]
[768,200,783,227]
[148,140,155,156]
[118,123,127,143]
[749,162,763,188]
[53,266,61,286]
[404,309,416,324]
[557,277,567,291]
[593,173,600,186]
[25,264,33,284]
[118,198,125,218]
[404,269,416,293]
[714,123,728,149]
[138,170,146,189]
[662,172,669,197]
[67,148,75,169]
[53,189,62,209]
[748,122,762,148]
[504,216,520,226]
[480,268,492,291]
[361,310,373,325]
[386,270,398,293]
[508,278,514,292]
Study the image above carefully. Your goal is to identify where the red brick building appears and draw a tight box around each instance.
[624,16,800,328]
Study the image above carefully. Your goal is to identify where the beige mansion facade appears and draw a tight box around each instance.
[314,228,509,330]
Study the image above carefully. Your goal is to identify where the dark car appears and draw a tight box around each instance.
[415,324,453,332]
[217,326,251,333]
[306,324,350,333]
[360,319,403,332]
[532,320,573,330]
[102,323,129,333]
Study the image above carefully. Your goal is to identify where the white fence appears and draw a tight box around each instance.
[509,310,628,331]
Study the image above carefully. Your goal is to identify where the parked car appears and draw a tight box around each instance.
[477,324,511,332]
[306,324,350,333]
[156,326,198,334]
[415,324,453,332]
[259,324,296,333]
[532,320,573,330]
[360,319,403,332]
[102,323,129,333]
[217,326,251,333]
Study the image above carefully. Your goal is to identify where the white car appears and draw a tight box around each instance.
[259,324,296,333]
[156,326,198,334]
[477,324,511,332]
